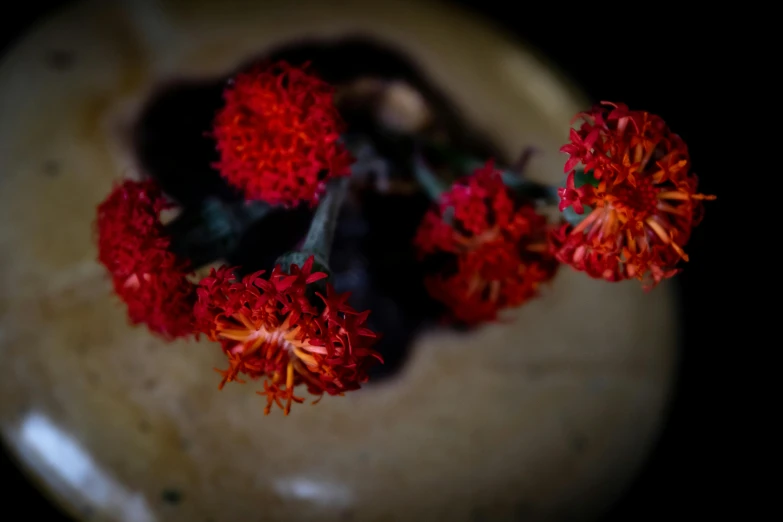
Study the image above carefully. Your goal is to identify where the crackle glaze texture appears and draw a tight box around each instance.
[0,1,677,521]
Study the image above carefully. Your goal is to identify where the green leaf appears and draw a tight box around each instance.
[572,169,599,188]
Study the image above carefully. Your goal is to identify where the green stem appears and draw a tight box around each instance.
[413,150,448,200]
[303,177,348,260]
[504,175,561,202]
[417,141,562,203]
[438,155,559,202]
[276,176,349,272]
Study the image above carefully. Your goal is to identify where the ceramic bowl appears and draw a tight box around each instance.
[0,1,676,520]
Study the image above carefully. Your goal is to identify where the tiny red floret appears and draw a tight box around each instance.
[552,102,716,288]
[194,256,382,415]
[96,179,196,339]
[414,161,558,324]
[212,61,354,207]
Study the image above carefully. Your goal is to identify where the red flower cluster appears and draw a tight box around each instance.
[96,180,196,339]
[212,61,354,207]
[194,256,382,415]
[414,161,558,324]
[551,102,715,288]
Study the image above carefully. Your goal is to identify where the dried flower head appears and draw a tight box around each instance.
[552,102,715,288]
[414,161,557,324]
[96,180,196,339]
[212,61,354,207]
[194,256,382,415]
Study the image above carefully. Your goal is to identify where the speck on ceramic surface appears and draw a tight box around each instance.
[0,1,677,521]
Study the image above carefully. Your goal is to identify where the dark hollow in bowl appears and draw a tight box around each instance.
[133,36,508,380]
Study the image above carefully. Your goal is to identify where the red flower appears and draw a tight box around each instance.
[414,161,558,324]
[194,256,382,415]
[557,170,586,214]
[212,61,354,207]
[553,102,715,288]
[96,180,196,339]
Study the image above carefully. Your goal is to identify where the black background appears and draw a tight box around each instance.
[1,1,734,520]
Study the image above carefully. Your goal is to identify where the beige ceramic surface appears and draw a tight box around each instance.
[0,1,677,521]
